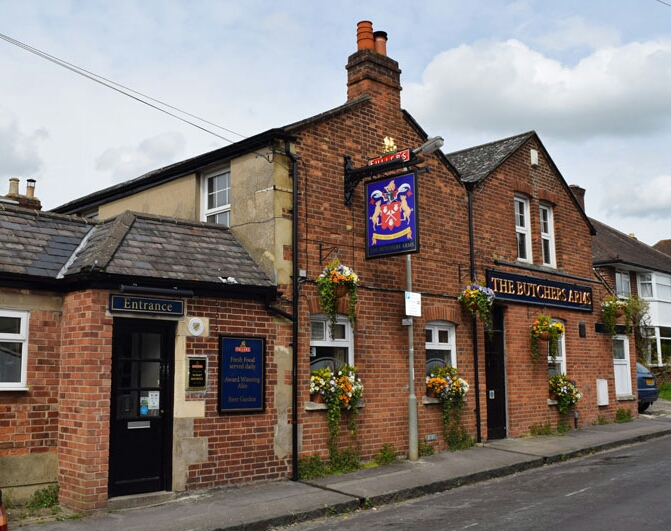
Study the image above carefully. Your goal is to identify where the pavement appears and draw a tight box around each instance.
[11,400,671,531]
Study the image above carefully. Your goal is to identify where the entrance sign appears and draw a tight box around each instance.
[219,336,265,413]
[365,172,419,258]
[486,270,593,311]
[109,294,184,316]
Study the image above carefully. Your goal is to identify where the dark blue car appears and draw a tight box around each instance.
[637,362,659,413]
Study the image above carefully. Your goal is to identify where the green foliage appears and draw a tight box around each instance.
[592,415,609,425]
[458,281,495,334]
[601,295,631,336]
[298,454,329,480]
[442,400,473,451]
[530,314,564,363]
[529,421,553,436]
[549,374,582,415]
[374,444,398,466]
[615,408,633,423]
[556,418,572,434]
[329,447,361,473]
[659,381,671,401]
[419,440,435,456]
[25,484,59,511]
[316,259,358,335]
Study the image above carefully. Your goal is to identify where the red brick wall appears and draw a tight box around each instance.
[0,295,61,461]
[58,290,113,511]
[291,50,474,458]
[180,297,289,490]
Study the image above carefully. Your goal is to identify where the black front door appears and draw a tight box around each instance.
[485,306,507,440]
[109,318,174,497]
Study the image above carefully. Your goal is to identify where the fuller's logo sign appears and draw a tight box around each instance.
[486,270,593,311]
[365,171,419,258]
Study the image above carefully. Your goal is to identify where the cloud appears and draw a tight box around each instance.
[535,16,620,52]
[95,132,186,183]
[0,109,47,177]
[405,37,671,139]
[604,174,671,219]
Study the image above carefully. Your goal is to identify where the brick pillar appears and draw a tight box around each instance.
[58,290,113,512]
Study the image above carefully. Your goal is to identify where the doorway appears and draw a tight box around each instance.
[485,306,507,439]
[612,335,632,397]
[109,318,175,497]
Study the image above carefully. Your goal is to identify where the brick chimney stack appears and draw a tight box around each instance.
[346,21,401,107]
[569,184,586,212]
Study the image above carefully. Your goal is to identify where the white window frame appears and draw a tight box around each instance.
[201,165,231,227]
[612,335,633,397]
[0,309,29,390]
[548,319,566,377]
[539,203,556,267]
[309,315,354,371]
[514,195,532,263]
[615,270,631,298]
[425,321,456,376]
[656,274,671,302]
[638,272,653,299]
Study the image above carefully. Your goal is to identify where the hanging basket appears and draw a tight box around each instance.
[334,284,349,298]
[615,308,625,318]
[539,330,552,341]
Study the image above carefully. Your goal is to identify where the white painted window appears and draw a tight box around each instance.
[656,274,671,302]
[615,270,631,298]
[612,335,632,397]
[0,309,29,390]
[425,321,456,376]
[638,273,653,298]
[309,315,354,372]
[539,203,556,267]
[514,195,532,263]
[202,166,231,226]
[548,319,566,377]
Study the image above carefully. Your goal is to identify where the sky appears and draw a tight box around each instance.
[1,0,671,246]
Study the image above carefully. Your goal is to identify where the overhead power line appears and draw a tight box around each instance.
[0,32,248,144]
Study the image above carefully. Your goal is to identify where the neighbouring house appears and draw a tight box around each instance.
[1,21,636,513]
[592,217,671,369]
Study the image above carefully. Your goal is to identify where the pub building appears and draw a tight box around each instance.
[1,22,634,513]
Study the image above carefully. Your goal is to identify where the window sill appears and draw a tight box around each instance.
[305,399,365,411]
[422,396,468,405]
[547,399,558,406]
[616,394,636,402]
[0,387,29,392]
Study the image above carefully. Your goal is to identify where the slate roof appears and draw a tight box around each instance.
[446,131,535,183]
[591,217,671,275]
[0,204,274,293]
[653,239,671,258]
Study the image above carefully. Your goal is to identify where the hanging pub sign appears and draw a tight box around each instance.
[218,336,265,413]
[486,270,593,311]
[365,171,419,258]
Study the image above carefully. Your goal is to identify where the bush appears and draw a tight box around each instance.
[374,444,398,466]
[615,408,633,423]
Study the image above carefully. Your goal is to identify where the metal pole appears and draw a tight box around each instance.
[407,254,418,461]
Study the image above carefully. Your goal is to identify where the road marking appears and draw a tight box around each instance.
[565,487,590,497]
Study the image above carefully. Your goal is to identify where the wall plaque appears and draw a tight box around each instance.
[218,336,265,413]
[186,356,207,391]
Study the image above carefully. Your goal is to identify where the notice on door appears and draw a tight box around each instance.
[218,337,265,413]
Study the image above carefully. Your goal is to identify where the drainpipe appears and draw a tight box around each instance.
[286,141,300,481]
[466,183,482,444]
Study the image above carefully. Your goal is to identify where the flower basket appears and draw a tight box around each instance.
[310,364,364,458]
[458,281,495,334]
[601,295,630,336]
[549,374,582,416]
[426,366,472,450]
[530,314,564,364]
[316,259,359,336]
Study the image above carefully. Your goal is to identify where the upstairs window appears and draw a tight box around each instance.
[539,203,556,267]
[639,273,653,298]
[615,270,631,298]
[0,309,29,390]
[514,195,532,263]
[657,274,671,302]
[425,321,455,375]
[202,166,231,227]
